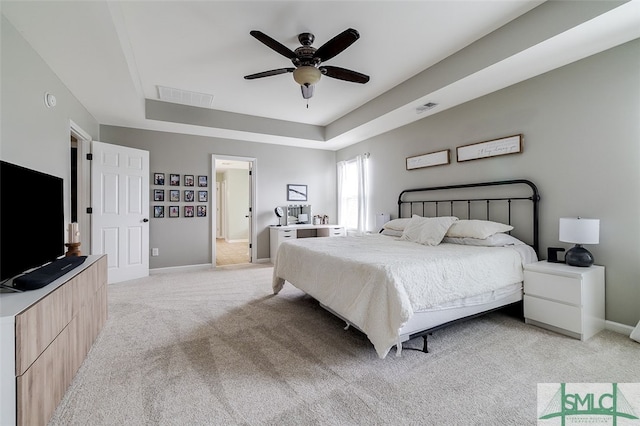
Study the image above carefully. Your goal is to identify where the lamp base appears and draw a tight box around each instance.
[565,244,594,267]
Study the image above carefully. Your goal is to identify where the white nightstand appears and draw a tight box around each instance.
[523,261,605,341]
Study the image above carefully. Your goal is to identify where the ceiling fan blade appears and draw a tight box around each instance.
[244,68,295,80]
[314,28,360,62]
[250,30,297,60]
[320,66,369,84]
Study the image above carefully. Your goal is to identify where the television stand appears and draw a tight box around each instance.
[0,255,107,426]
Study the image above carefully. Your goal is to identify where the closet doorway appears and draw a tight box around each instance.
[212,155,256,267]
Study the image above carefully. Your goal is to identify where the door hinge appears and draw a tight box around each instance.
[249,170,252,176]
[86,153,93,160]
[249,207,252,212]
[249,243,252,249]
[86,207,93,214]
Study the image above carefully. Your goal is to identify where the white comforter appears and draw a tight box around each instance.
[273,234,536,358]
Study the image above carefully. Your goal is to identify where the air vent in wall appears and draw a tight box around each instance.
[157,86,214,108]
[416,102,438,114]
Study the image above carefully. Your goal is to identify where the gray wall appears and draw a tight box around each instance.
[1,16,99,235]
[99,126,337,267]
[338,40,640,327]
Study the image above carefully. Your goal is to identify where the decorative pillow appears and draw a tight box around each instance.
[442,233,525,247]
[401,215,458,246]
[382,218,412,231]
[380,228,403,237]
[446,219,513,239]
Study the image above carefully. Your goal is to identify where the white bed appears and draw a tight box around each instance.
[272,180,541,358]
[273,234,537,358]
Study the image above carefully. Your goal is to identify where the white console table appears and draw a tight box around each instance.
[0,255,107,426]
[270,224,346,263]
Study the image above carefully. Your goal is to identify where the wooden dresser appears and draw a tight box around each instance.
[0,255,107,426]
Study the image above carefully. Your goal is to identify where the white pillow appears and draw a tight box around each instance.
[442,233,525,247]
[446,219,513,239]
[380,228,403,237]
[382,218,412,231]
[401,215,458,246]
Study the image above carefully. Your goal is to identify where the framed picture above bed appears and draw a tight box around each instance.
[406,149,450,170]
[456,134,523,162]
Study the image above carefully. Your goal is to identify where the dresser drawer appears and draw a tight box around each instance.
[277,229,297,242]
[524,295,582,334]
[328,227,345,237]
[524,270,582,305]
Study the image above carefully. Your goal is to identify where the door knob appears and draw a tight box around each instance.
[143,218,149,222]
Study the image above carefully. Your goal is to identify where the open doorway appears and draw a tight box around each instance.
[212,155,256,267]
[69,120,92,254]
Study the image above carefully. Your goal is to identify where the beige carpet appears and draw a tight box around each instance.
[49,265,639,425]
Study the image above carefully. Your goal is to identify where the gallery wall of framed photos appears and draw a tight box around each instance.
[152,172,208,219]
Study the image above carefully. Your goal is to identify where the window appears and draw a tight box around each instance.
[337,154,369,234]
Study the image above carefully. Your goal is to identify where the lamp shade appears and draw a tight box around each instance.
[559,217,599,244]
[293,66,321,86]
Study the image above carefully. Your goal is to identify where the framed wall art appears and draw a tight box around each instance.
[169,206,179,218]
[184,206,194,217]
[287,184,307,201]
[184,190,194,202]
[170,190,180,202]
[154,173,165,185]
[170,174,180,186]
[197,205,207,217]
[184,175,194,186]
[153,189,164,201]
[198,175,208,187]
[406,149,450,170]
[153,206,164,218]
[198,191,208,202]
[456,134,523,162]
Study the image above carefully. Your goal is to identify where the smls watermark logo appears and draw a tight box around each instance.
[538,383,640,425]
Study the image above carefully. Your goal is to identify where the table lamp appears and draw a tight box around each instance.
[559,217,599,267]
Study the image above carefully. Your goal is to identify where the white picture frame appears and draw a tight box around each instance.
[456,134,523,162]
[406,149,450,170]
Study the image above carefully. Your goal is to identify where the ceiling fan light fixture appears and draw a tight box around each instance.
[293,66,321,86]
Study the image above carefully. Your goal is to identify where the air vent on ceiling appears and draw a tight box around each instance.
[157,86,214,108]
[416,102,438,114]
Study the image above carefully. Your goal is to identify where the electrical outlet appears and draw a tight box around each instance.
[152,248,159,257]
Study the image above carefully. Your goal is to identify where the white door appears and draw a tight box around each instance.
[91,141,149,283]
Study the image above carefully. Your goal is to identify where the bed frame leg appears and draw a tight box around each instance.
[422,334,430,353]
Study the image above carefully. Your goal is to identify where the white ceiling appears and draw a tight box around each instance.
[2,1,639,150]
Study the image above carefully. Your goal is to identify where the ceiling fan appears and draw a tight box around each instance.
[244,28,370,101]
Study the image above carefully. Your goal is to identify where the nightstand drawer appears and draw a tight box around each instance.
[524,270,582,305]
[524,295,582,333]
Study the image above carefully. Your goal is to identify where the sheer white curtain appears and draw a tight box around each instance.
[337,154,369,235]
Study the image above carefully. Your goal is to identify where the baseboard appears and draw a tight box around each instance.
[150,263,213,274]
[150,259,271,273]
[605,320,634,336]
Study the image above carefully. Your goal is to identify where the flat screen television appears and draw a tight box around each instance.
[1,160,65,282]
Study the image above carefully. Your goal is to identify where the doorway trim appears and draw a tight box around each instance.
[211,154,257,267]
[69,120,92,253]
